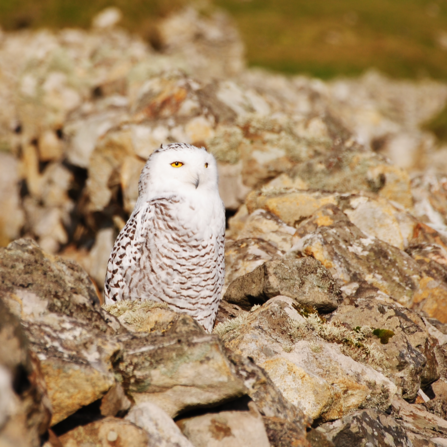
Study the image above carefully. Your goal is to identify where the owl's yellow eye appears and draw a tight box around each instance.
[170,161,184,168]
[205,163,209,168]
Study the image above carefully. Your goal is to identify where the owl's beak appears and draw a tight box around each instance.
[194,176,200,189]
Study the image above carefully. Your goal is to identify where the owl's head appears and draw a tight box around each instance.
[138,143,219,201]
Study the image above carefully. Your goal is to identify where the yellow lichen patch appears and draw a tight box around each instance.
[314,212,334,227]
[303,242,334,270]
[261,358,332,420]
[185,116,215,143]
[320,376,369,422]
[413,276,447,323]
[44,360,115,426]
[263,193,337,226]
[103,300,176,333]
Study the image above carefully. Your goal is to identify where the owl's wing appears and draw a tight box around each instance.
[104,197,179,303]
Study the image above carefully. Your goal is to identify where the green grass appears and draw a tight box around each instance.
[1,0,447,80]
[214,0,447,80]
[423,104,447,142]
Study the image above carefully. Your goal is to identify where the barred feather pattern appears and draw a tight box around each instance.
[104,196,225,332]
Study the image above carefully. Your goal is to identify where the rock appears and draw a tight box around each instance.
[218,296,397,421]
[217,162,252,210]
[330,295,439,399]
[224,238,283,294]
[214,301,247,327]
[177,400,270,447]
[104,299,189,334]
[246,189,338,228]
[86,227,115,288]
[154,7,245,80]
[0,299,52,447]
[224,256,342,312]
[317,409,412,447]
[0,239,118,333]
[292,204,447,320]
[290,150,413,208]
[126,402,194,447]
[0,239,123,425]
[114,314,247,418]
[86,126,138,212]
[306,429,335,447]
[58,417,150,447]
[63,99,129,169]
[230,209,296,251]
[100,383,131,417]
[406,243,447,284]
[391,396,447,443]
[0,153,25,245]
[225,351,311,447]
[246,188,415,250]
[38,130,63,162]
[92,7,123,29]
[411,174,447,235]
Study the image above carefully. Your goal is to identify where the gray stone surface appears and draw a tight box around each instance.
[317,409,413,447]
[126,402,194,447]
[224,256,342,312]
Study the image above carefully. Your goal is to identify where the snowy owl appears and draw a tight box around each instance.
[104,143,225,332]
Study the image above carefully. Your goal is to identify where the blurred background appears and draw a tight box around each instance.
[0,0,447,294]
[1,0,447,80]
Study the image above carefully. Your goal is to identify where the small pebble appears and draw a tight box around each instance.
[107,430,118,442]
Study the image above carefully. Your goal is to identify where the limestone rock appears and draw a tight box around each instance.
[0,239,123,425]
[292,204,447,320]
[100,383,131,417]
[104,300,181,334]
[224,256,342,312]
[246,189,338,228]
[411,174,447,235]
[224,238,283,294]
[317,409,412,447]
[92,7,123,29]
[59,417,150,447]
[225,351,311,447]
[217,162,251,210]
[391,396,447,443]
[126,402,194,447]
[0,238,119,334]
[154,7,245,80]
[0,153,25,245]
[246,188,415,249]
[177,400,270,447]
[0,299,52,447]
[63,98,129,169]
[230,209,296,251]
[406,243,447,285]
[114,315,247,418]
[214,301,247,328]
[218,296,397,421]
[330,296,439,399]
[290,150,413,208]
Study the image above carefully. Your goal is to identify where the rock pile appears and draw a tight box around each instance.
[1,5,447,447]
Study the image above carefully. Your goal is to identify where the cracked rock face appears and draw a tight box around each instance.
[330,296,439,400]
[224,255,342,312]
[317,409,413,447]
[114,317,247,418]
[0,239,122,425]
[292,204,447,320]
[218,296,397,421]
[0,299,52,447]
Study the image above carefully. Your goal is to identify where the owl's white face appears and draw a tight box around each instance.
[138,143,220,203]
